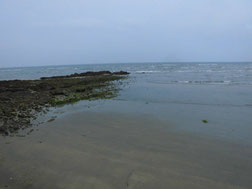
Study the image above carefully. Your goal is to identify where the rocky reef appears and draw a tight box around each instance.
[0,71,129,135]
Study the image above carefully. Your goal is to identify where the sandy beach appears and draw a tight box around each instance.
[1,107,252,189]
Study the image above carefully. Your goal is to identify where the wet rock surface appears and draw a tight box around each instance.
[40,70,129,80]
[0,71,129,135]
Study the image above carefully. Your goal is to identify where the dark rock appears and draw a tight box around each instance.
[37,83,55,91]
[76,88,86,92]
[113,71,130,75]
[0,97,11,101]
[51,90,65,96]
[40,70,128,80]
[47,118,55,122]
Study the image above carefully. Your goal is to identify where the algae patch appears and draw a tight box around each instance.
[202,120,208,124]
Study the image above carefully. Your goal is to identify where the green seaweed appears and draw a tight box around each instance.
[16,134,26,137]
[202,120,208,123]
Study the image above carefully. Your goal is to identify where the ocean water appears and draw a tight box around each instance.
[1,62,252,85]
[1,62,252,143]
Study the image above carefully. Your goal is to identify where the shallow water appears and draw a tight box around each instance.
[1,111,252,189]
[0,62,252,188]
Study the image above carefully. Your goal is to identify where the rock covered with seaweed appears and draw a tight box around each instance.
[0,71,129,135]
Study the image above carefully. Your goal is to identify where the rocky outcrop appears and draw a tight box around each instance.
[0,71,129,136]
[40,71,129,80]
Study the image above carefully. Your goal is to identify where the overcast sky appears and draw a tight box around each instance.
[0,0,252,67]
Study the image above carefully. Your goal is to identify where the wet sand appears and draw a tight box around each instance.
[1,111,252,189]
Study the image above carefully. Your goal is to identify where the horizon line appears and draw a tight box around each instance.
[1,61,252,69]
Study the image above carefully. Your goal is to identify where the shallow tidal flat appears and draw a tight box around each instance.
[0,110,252,189]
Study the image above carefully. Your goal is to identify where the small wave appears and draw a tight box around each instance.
[152,80,233,85]
[135,71,161,73]
[173,80,232,84]
[176,70,227,73]
[198,64,218,66]
[176,70,195,73]
[170,80,186,83]
[0,68,24,72]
